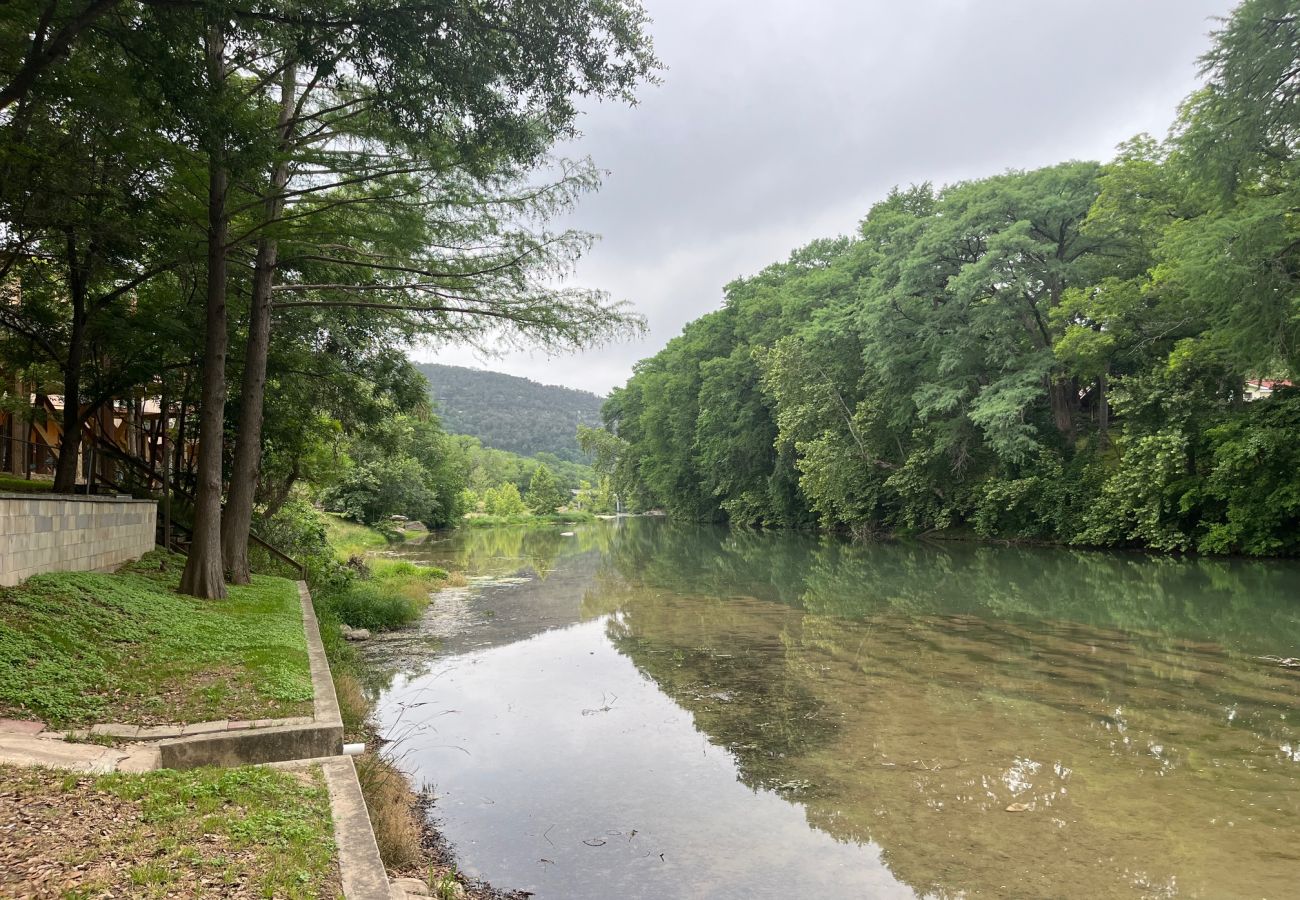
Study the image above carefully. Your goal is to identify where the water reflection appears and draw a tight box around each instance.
[376,520,1300,899]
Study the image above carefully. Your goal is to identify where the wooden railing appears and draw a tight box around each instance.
[33,428,307,580]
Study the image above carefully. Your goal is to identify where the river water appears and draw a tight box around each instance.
[365,518,1300,899]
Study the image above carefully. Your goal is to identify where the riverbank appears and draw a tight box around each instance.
[310,511,526,899]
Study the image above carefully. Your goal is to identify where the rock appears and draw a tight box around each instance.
[343,627,372,641]
[1005,802,1032,812]
[390,877,432,897]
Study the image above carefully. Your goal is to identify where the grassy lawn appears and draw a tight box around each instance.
[0,474,53,493]
[464,510,597,528]
[0,551,313,727]
[316,512,450,633]
[0,763,340,899]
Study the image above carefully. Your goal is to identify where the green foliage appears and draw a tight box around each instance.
[526,464,566,514]
[321,580,423,632]
[1196,391,1300,555]
[319,414,466,529]
[457,434,596,495]
[484,482,527,517]
[600,0,1300,556]
[466,510,597,528]
[574,476,618,513]
[257,495,332,561]
[0,552,311,725]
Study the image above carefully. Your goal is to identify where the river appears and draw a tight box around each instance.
[364,518,1300,899]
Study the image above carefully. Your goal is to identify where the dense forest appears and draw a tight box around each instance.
[592,0,1300,557]
[416,363,604,461]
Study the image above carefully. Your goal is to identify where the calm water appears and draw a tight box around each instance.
[366,519,1300,899]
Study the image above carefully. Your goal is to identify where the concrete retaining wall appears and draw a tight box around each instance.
[0,493,156,587]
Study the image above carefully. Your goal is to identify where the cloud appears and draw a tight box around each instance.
[414,0,1231,394]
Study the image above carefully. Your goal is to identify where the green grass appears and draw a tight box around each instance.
[0,473,53,493]
[465,510,598,528]
[0,763,340,899]
[0,551,313,726]
[321,512,403,559]
[316,557,448,633]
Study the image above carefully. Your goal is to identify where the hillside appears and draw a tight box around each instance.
[415,363,604,462]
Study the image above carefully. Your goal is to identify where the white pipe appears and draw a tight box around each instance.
[343,742,365,756]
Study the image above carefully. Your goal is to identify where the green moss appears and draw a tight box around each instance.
[0,551,312,725]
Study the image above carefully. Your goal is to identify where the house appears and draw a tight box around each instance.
[1243,379,1293,402]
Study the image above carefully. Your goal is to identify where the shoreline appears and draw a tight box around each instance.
[318,518,529,899]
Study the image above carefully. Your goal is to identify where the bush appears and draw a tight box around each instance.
[320,581,421,632]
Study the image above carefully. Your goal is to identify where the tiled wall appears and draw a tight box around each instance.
[0,494,157,586]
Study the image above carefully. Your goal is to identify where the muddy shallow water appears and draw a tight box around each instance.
[366,520,1300,899]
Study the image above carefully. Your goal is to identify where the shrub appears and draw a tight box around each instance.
[322,581,421,632]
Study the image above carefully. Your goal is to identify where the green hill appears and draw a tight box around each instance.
[415,363,604,462]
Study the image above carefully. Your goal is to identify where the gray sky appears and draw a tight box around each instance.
[413,0,1234,395]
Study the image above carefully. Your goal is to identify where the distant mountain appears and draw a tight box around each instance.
[415,363,604,462]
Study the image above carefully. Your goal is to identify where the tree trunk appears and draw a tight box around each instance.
[222,62,297,584]
[173,375,188,485]
[96,403,116,486]
[52,250,87,493]
[160,378,171,551]
[260,454,301,520]
[1097,369,1110,448]
[1049,377,1076,444]
[180,19,230,600]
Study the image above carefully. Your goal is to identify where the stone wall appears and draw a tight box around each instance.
[0,494,157,587]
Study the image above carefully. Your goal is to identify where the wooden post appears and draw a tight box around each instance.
[8,375,24,477]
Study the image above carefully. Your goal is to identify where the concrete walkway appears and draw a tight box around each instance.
[0,728,158,773]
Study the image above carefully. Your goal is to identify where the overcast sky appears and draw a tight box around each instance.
[412,0,1234,396]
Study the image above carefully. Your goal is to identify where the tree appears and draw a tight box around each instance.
[209,0,659,587]
[486,482,526,517]
[0,20,191,492]
[85,0,659,594]
[527,464,565,514]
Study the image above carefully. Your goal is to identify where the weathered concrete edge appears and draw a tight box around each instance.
[152,580,344,769]
[157,720,343,769]
[300,580,342,724]
[0,492,156,504]
[319,755,393,900]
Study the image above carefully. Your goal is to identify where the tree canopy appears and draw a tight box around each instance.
[589,0,1300,557]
